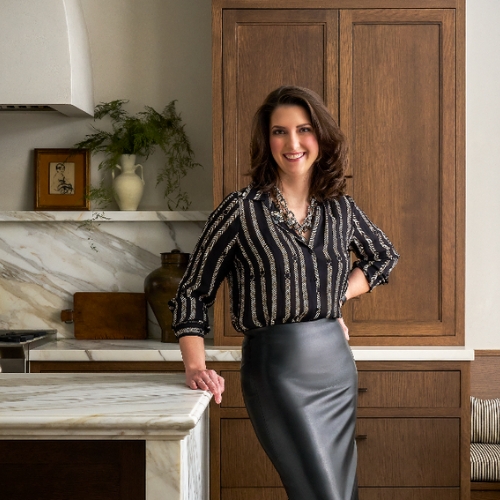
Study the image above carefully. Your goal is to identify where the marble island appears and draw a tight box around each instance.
[0,372,211,500]
[30,337,475,363]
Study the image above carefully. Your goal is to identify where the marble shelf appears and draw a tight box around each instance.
[0,210,210,222]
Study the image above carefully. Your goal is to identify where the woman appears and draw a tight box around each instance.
[169,86,399,500]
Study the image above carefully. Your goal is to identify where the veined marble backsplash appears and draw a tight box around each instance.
[0,219,206,338]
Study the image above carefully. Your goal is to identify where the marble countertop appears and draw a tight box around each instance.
[0,372,211,439]
[30,338,475,362]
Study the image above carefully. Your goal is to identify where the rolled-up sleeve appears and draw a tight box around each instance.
[348,196,399,290]
[168,192,241,338]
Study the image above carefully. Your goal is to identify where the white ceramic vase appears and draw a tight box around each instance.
[112,154,145,211]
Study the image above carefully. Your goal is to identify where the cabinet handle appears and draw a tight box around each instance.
[355,434,367,441]
[358,387,368,393]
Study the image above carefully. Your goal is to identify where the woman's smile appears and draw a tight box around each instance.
[283,152,306,160]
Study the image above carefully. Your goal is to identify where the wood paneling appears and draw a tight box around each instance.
[470,351,500,399]
[221,9,338,199]
[358,370,461,407]
[221,488,287,500]
[215,0,460,7]
[220,369,245,407]
[340,9,460,343]
[216,9,338,343]
[222,369,462,408]
[356,418,460,486]
[359,488,460,500]
[221,419,283,488]
[214,3,465,346]
[471,483,500,500]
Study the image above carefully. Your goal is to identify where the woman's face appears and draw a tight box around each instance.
[269,105,319,184]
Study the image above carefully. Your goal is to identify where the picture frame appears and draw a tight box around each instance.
[34,148,90,211]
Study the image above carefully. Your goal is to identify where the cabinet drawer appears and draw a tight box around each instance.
[356,418,460,487]
[223,487,460,500]
[359,488,459,500]
[357,371,461,407]
[221,488,287,500]
[221,370,462,408]
[222,418,460,489]
[221,370,245,408]
[221,419,282,487]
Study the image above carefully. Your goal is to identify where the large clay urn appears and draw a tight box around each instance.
[144,250,189,343]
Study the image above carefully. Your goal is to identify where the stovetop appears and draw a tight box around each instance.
[0,330,57,344]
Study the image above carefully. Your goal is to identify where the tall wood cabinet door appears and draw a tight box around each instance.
[339,9,462,345]
[219,9,338,200]
[214,9,338,343]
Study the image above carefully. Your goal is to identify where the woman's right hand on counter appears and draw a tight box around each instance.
[185,368,225,404]
[179,335,225,404]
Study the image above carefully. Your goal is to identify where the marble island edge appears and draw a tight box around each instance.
[0,372,211,440]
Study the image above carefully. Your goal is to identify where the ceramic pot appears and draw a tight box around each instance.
[144,250,189,343]
[112,154,144,210]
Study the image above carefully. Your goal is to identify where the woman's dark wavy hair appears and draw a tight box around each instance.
[249,86,347,201]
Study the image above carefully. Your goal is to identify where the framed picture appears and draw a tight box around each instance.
[34,148,90,211]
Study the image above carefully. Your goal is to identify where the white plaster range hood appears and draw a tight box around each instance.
[0,0,94,117]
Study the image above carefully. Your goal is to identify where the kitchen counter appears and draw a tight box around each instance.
[26,341,474,500]
[0,372,211,500]
[30,337,475,362]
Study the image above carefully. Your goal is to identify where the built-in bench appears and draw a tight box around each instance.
[471,350,500,500]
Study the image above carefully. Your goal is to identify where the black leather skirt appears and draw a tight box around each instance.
[240,318,359,500]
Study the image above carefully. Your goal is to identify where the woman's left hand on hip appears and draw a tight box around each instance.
[338,317,349,340]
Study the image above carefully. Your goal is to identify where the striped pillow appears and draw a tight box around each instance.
[471,443,500,481]
[471,396,500,444]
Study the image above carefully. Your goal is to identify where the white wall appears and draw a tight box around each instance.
[465,0,500,348]
[0,0,498,347]
[0,0,212,211]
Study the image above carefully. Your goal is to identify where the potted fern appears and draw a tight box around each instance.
[75,99,201,210]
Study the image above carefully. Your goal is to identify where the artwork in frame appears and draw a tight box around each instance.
[34,148,90,211]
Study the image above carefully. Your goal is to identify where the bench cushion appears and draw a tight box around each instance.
[471,397,500,444]
[471,443,500,481]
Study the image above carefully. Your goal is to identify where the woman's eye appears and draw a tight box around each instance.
[272,129,285,135]
[300,127,312,133]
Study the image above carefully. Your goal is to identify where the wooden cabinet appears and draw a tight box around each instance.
[357,418,460,486]
[30,359,470,500]
[215,361,470,500]
[212,0,465,346]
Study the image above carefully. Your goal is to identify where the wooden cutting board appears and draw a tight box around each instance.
[62,292,148,340]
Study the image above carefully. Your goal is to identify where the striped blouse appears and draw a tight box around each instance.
[169,185,399,338]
